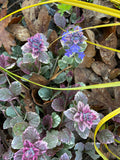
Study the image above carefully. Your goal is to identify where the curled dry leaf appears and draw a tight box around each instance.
[99,33,117,69]
[109,68,120,80]
[47,30,58,54]
[29,73,49,89]
[91,61,110,77]
[8,24,30,41]
[74,67,102,84]
[24,91,36,112]
[22,0,51,35]
[0,8,16,54]
[81,0,114,27]
[79,30,96,68]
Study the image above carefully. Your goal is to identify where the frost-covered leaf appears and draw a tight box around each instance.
[3,118,11,129]
[23,52,34,63]
[13,122,28,136]
[9,81,22,96]
[43,130,58,149]
[52,112,61,128]
[54,13,66,28]
[74,91,88,105]
[38,52,50,64]
[22,126,40,143]
[59,153,70,160]
[53,72,66,84]
[97,129,114,144]
[0,88,12,101]
[74,123,90,139]
[38,88,52,101]
[51,97,65,112]
[10,116,24,127]
[27,112,40,128]
[58,128,71,144]
[0,74,7,84]
[11,135,23,149]
[64,132,75,149]
[64,108,76,121]
[74,142,84,160]
[56,149,72,159]
[6,106,21,118]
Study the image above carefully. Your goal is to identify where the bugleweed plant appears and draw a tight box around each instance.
[0,0,120,160]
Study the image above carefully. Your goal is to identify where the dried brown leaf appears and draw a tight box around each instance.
[29,73,49,89]
[109,68,120,80]
[24,91,36,112]
[22,0,51,35]
[91,61,110,77]
[0,8,16,54]
[8,24,30,41]
[99,33,117,69]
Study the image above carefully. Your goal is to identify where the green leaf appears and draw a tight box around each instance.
[6,106,21,118]
[9,81,22,96]
[53,72,66,84]
[0,88,12,101]
[58,60,67,70]
[11,45,22,58]
[43,130,59,149]
[38,88,53,101]
[23,52,35,63]
[57,3,72,16]
[11,135,23,149]
[0,74,7,84]
[27,112,40,128]
[3,118,11,129]
[52,112,61,128]
[13,122,28,136]
[10,116,24,127]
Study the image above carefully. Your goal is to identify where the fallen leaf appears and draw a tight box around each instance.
[24,91,36,112]
[8,24,30,41]
[99,33,117,69]
[29,73,49,89]
[74,68,102,84]
[91,61,110,77]
[109,68,120,80]
[81,0,114,27]
[0,8,16,54]
[22,0,51,35]
[47,29,58,54]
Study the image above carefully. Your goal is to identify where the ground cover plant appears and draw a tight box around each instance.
[0,0,120,159]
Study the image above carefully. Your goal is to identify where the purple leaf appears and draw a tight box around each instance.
[22,126,40,143]
[58,128,71,143]
[54,13,66,28]
[0,55,10,68]
[51,96,65,112]
[97,129,114,144]
[0,88,12,101]
[42,114,53,130]
[14,149,23,160]
[59,153,70,160]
